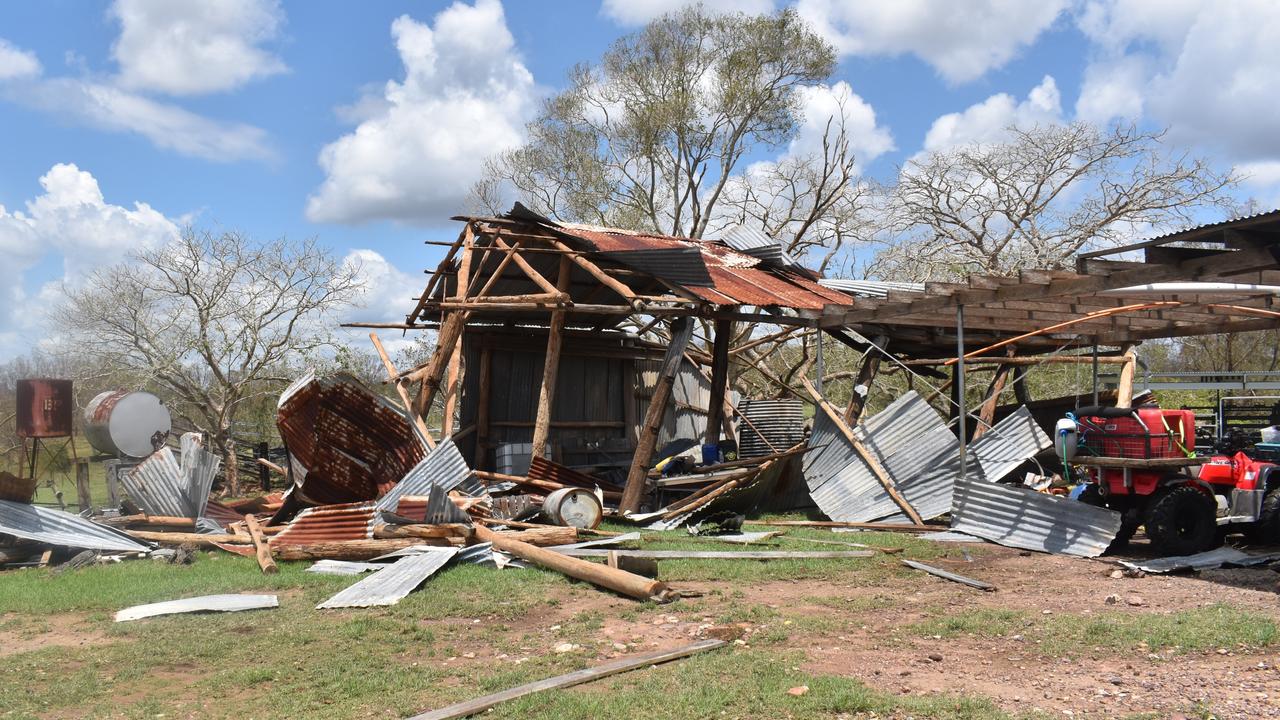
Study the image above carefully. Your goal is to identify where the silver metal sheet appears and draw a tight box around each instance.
[804,409,902,523]
[0,499,149,553]
[969,407,1052,483]
[317,548,459,608]
[376,438,478,512]
[1119,547,1280,573]
[115,594,278,622]
[817,278,925,298]
[306,560,386,575]
[950,480,1121,557]
[548,532,641,550]
[719,225,799,270]
[121,432,220,520]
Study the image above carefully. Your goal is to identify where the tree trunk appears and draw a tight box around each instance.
[224,438,240,497]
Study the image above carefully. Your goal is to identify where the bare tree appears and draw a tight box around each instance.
[54,229,362,495]
[871,123,1237,280]
[476,6,836,240]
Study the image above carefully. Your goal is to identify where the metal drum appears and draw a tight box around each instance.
[83,390,171,458]
[16,378,74,438]
[542,487,603,529]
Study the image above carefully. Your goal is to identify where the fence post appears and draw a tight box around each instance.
[257,442,270,492]
[104,461,120,508]
[75,460,92,514]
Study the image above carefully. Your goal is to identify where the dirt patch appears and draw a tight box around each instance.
[0,611,110,658]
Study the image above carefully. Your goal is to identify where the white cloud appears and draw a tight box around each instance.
[789,81,894,168]
[0,38,41,81]
[922,75,1062,151]
[110,0,287,95]
[0,164,179,359]
[796,0,1069,84]
[16,78,273,162]
[1076,0,1280,161]
[600,0,775,25]
[306,0,537,224]
[334,249,424,356]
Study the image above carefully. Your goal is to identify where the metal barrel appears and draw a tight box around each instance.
[542,487,603,529]
[83,390,172,458]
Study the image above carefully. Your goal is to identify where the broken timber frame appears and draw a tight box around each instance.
[620,317,694,514]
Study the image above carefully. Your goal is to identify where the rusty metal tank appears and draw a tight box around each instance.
[15,378,75,438]
[83,390,171,458]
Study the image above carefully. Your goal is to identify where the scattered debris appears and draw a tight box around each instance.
[901,559,996,592]
[787,685,810,697]
[1118,547,1280,574]
[306,559,385,575]
[115,594,279,622]
[403,639,727,720]
[0,499,150,554]
[553,549,875,560]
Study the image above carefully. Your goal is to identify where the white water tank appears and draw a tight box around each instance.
[84,390,172,458]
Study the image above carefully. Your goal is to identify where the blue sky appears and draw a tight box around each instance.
[1,0,1277,360]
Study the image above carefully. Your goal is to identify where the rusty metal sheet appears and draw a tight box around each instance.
[270,502,378,546]
[555,224,854,310]
[277,372,429,506]
[527,456,622,492]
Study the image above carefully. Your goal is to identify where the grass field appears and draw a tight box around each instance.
[1,520,1274,719]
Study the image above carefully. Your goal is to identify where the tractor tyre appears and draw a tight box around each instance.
[1077,484,1136,552]
[1245,490,1280,546]
[1145,485,1218,556]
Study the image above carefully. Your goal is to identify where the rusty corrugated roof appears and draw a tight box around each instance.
[270,502,378,546]
[555,223,854,310]
[277,372,429,506]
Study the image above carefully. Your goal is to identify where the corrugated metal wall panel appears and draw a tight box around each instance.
[950,480,1121,557]
[738,400,805,458]
[0,499,149,553]
[969,407,1052,482]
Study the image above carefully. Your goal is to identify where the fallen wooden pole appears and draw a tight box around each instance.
[405,639,726,720]
[473,525,669,601]
[269,539,437,562]
[554,549,875,560]
[99,514,197,528]
[902,560,995,592]
[244,514,278,575]
[749,520,940,533]
[126,530,246,546]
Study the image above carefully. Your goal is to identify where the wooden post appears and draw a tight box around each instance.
[244,514,278,574]
[803,378,924,525]
[442,232,475,438]
[105,461,120,508]
[844,335,887,426]
[972,364,1011,440]
[370,332,436,449]
[474,347,492,469]
[703,318,732,446]
[1116,345,1138,408]
[75,460,91,513]
[531,255,573,460]
[256,442,270,492]
[620,317,694,514]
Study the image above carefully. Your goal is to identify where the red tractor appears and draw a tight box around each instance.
[1058,404,1280,555]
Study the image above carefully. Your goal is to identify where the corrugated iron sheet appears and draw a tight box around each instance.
[374,438,476,512]
[316,548,458,609]
[120,432,220,520]
[1119,547,1280,573]
[646,458,787,530]
[528,456,622,492]
[277,372,429,506]
[306,559,386,575]
[600,249,714,287]
[115,594,278,622]
[719,225,799,270]
[949,480,1121,557]
[556,224,854,310]
[817,278,925,298]
[737,400,805,458]
[968,407,1052,482]
[418,484,472,525]
[270,502,378,546]
[804,394,1051,524]
[0,499,150,553]
[804,408,903,523]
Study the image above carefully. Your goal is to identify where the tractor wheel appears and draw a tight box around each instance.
[1145,485,1218,556]
[1077,484,1137,552]
[1245,490,1280,546]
